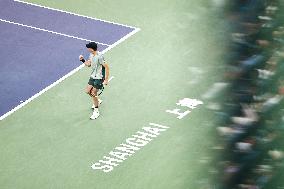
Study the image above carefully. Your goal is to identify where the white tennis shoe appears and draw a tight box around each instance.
[90,109,100,120]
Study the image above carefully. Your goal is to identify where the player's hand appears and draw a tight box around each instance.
[103,80,108,86]
[79,55,84,61]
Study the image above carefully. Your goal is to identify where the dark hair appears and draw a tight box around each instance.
[86,42,97,51]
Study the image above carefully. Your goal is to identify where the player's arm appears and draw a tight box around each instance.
[79,55,91,67]
[102,63,109,85]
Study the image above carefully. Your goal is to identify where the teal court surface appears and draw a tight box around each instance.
[0,0,226,189]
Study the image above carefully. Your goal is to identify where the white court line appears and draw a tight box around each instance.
[0,16,140,121]
[0,64,84,121]
[14,0,139,30]
[0,56,113,121]
[102,27,141,52]
[0,18,109,46]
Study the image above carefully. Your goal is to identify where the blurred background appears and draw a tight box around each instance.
[203,0,284,188]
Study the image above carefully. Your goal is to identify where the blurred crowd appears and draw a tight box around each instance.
[203,0,284,188]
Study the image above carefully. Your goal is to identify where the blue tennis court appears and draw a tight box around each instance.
[0,0,139,120]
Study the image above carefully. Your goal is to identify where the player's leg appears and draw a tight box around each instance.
[85,85,93,97]
[86,77,95,97]
[87,77,101,107]
[90,87,100,120]
[91,88,99,108]
[91,88,102,109]
[90,79,104,120]
[91,79,103,108]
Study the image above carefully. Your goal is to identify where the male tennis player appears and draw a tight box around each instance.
[79,42,109,120]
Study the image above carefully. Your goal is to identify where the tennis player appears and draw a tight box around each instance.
[79,42,109,120]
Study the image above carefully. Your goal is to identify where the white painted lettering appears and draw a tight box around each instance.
[99,156,123,166]
[176,98,203,109]
[132,131,157,141]
[109,151,131,160]
[118,143,140,153]
[91,162,114,173]
[149,123,170,129]
[126,137,148,147]
[166,108,191,119]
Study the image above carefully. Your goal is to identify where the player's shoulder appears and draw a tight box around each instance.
[97,51,104,58]
[97,52,106,63]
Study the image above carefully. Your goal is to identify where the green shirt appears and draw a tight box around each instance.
[89,52,105,79]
